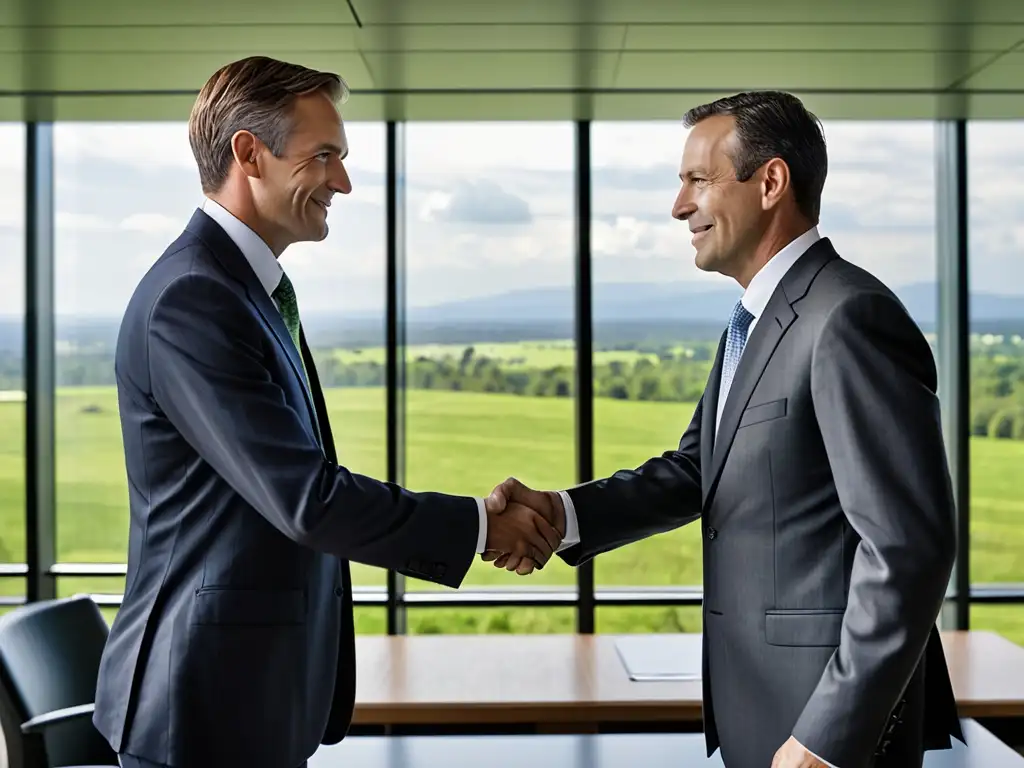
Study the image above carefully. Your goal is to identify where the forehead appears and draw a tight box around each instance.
[288,91,347,152]
[680,114,737,174]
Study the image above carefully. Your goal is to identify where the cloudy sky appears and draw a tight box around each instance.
[0,117,1022,321]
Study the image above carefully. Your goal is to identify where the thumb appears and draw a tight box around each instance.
[485,479,511,513]
[504,476,547,508]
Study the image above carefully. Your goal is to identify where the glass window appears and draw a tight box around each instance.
[0,124,26,604]
[54,122,199,571]
[52,120,388,602]
[285,121,388,592]
[590,121,939,633]
[403,122,577,602]
[968,121,1024,646]
[408,607,574,634]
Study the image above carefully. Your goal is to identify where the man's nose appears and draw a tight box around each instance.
[672,190,696,221]
[330,160,352,195]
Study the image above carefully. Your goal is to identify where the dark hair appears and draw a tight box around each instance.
[188,56,348,194]
[682,91,827,222]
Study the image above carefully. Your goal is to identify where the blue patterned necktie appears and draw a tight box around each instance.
[720,299,755,404]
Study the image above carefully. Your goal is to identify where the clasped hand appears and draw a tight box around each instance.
[480,478,565,575]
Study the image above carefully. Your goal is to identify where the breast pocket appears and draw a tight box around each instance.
[738,397,787,429]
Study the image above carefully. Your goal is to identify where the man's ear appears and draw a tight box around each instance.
[230,130,261,180]
[760,157,790,211]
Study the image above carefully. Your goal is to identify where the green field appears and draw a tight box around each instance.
[0,384,1021,644]
[334,340,676,369]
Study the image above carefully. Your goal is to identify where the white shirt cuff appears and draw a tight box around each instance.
[475,497,487,553]
[556,490,581,551]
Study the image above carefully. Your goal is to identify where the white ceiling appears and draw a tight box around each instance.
[2,0,1024,121]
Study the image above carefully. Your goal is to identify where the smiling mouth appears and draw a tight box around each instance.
[691,224,713,242]
[312,199,329,213]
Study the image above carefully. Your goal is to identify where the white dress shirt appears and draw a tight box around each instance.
[200,198,492,554]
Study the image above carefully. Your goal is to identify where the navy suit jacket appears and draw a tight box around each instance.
[92,209,480,767]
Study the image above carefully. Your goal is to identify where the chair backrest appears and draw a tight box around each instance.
[0,596,116,767]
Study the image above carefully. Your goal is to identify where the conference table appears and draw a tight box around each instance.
[310,719,1023,767]
[350,630,1024,733]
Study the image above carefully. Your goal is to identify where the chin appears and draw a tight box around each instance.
[693,251,716,272]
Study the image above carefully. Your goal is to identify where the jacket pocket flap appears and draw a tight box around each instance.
[765,609,843,647]
[192,587,306,626]
[739,398,787,428]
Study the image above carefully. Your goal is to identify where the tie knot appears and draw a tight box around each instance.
[729,300,754,334]
[273,271,296,305]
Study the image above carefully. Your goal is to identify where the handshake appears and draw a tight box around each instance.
[480,478,566,575]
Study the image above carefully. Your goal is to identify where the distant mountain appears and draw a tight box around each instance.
[3,281,1024,354]
[409,281,1024,328]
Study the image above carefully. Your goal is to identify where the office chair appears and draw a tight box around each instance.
[0,595,117,767]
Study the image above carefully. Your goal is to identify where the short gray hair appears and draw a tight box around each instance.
[188,56,349,194]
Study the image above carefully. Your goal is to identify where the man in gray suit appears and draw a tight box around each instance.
[91,56,560,768]
[485,92,963,767]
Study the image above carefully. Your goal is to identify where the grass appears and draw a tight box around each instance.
[0,387,1021,644]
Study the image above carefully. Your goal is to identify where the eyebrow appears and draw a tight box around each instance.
[679,168,707,181]
[315,142,347,159]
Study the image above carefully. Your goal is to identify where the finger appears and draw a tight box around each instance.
[533,511,562,552]
[480,549,500,562]
[503,553,523,572]
[493,553,510,569]
[516,558,536,575]
[498,476,522,501]
[524,525,555,566]
[502,477,544,509]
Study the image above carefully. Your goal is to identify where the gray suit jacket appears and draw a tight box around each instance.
[560,239,963,767]
[92,209,480,768]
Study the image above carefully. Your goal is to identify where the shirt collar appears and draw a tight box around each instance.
[741,226,821,319]
[201,197,283,298]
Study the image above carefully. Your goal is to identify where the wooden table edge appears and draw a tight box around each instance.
[352,702,706,725]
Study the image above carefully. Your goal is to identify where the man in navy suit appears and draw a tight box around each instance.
[91,56,561,768]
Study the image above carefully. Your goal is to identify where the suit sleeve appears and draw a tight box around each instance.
[557,394,704,566]
[792,290,957,766]
[146,271,479,588]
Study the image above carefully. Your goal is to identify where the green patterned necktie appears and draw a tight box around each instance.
[272,271,322,444]
[273,271,304,361]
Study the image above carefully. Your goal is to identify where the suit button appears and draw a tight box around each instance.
[707,527,717,540]
[334,587,343,597]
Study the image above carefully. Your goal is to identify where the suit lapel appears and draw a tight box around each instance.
[185,209,320,435]
[701,329,726,500]
[301,328,337,463]
[706,291,796,501]
[702,238,839,507]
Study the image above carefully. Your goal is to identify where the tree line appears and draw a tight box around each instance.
[3,340,1024,439]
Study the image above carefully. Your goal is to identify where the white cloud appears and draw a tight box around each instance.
[0,124,25,174]
[593,216,659,257]
[419,190,453,222]
[406,122,575,174]
[54,123,197,171]
[56,212,110,232]
[119,213,182,236]
[3,116,1023,320]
